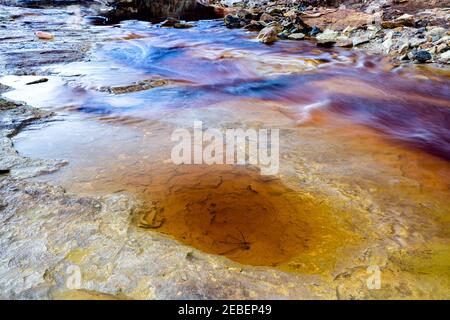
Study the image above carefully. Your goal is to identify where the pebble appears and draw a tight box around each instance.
[35,31,53,40]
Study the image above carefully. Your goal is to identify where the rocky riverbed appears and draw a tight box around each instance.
[0,2,449,300]
[218,0,449,65]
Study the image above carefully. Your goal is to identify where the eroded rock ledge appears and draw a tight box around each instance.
[0,177,339,299]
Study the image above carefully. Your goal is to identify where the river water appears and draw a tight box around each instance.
[2,19,450,273]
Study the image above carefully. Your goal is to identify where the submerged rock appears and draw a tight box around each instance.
[174,22,194,29]
[160,17,179,27]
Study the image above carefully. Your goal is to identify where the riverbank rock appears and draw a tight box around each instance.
[316,29,339,46]
[426,27,447,41]
[336,36,353,47]
[259,12,274,23]
[257,25,280,44]
[288,32,306,40]
[224,14,243,28]
[244,20,265,31]
[381,14,416,29]
[409,50,432,63]
[439,50,450,63]
[301,9,374,32]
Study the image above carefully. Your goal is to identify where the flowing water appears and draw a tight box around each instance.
[2,19,450,274]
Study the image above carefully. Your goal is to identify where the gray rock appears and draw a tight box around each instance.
[410,38,427,48]
[287,32,305,40]
[426,27,447,41]
[410,50,432,63]
[0,97,68,179]
[316,29,339,46]
[352,35,371,46]
[439,50,450,63]
[336,36,353,48]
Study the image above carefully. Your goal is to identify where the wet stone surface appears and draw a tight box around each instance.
[0,3,449,299]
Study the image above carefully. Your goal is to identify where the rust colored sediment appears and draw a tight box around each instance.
[137,164,356,267]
